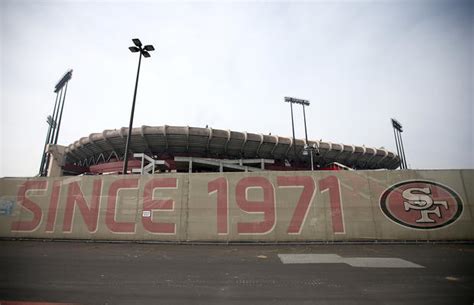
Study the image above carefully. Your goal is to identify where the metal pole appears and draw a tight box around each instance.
[39,91,59,176]
[398,130,408,169]
[45,88,64,176]
[396,129,406,169]
[392,127,402,169]
[397,131,407,169]
[51,91,60,126]
[39,119,53,175]
[50,88,64,145]
[43,151,51,177]
[302,104,308,144]
[49,91,60,136]
[302,104,313,170]
[395,130,404,169]
[54,81,69,144]
[290,102,297,159]
[123,51,143,174]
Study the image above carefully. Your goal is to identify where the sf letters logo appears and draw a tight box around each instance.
[402,187,448,223]
[380,181,463,230]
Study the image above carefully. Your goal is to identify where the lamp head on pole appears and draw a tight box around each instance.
[129,38,155,58]
[284,96,310,106]
[144,45,155,51]
[391,118,403,132]
[132,38,142,47]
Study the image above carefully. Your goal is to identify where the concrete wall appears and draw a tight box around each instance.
[0,170,472,242]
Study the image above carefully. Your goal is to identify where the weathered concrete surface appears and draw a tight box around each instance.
[1,241,473,305]
[0,170,472,242]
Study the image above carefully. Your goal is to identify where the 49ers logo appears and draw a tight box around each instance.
[380,180,463,229]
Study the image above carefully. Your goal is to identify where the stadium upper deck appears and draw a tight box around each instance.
[63,125,400,174]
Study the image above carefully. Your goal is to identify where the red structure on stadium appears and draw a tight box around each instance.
[59,125,400,175]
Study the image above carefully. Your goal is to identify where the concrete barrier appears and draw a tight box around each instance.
[0,170,472,242]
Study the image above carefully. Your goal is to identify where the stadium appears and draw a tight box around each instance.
[59,125,401,175]
[38,71,401,176]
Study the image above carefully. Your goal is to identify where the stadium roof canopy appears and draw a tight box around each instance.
[64,125,400,172]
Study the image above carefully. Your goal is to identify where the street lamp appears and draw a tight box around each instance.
[122,38,155,174]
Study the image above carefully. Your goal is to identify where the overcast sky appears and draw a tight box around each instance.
[0,0,472,177]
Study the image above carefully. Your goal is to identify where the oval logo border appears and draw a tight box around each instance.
[379,180,464,230]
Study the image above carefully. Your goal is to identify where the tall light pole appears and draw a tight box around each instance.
[122,38,155,174]
[284,97,312,168]
[301,102,316,171]
[391,118,408,169]
[39,69,73,176]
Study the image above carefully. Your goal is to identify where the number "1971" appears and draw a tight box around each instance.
[208,175,345,235]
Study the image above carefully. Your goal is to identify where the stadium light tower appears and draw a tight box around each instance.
[284,97,314,168]
[122,38,155,174]
[391,118,408,169]
[39,69,73,176]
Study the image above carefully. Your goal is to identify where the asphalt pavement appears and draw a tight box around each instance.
[1,240,473,305]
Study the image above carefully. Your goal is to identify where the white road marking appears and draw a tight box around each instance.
[278,254,424,268]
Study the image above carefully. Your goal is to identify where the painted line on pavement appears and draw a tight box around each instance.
[278,254,424,268]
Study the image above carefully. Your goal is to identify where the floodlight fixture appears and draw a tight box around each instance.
[132,38,142,47]
[284,96,310,106]
[144,45,155,51]
[54,69,73,93]
[129,40,155,58]
[391,118,403,132]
